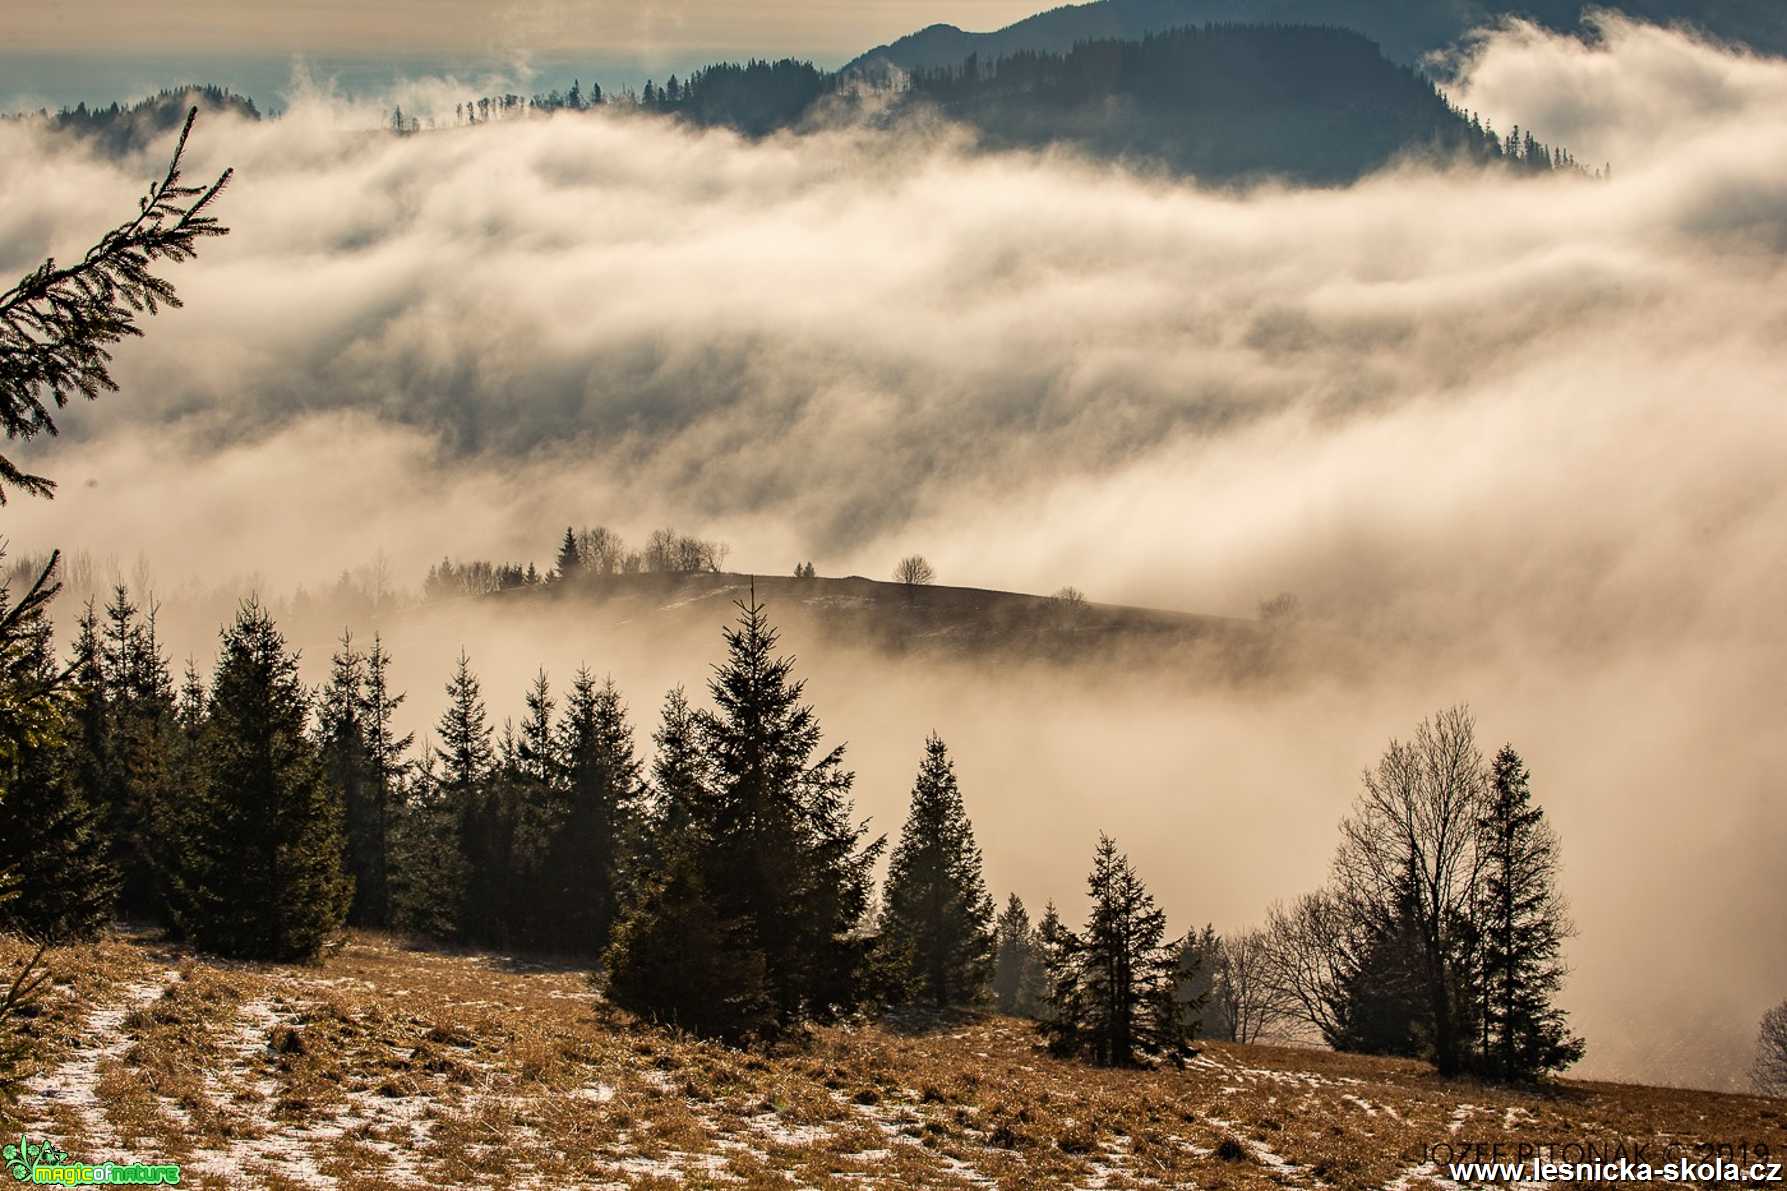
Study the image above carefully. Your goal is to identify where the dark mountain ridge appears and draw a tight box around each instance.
[847,0,1787,75]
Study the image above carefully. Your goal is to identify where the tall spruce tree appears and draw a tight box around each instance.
[0,581,117,939]
[879,734,994,1006]
[86,587,178,918]
[544,671,642,954]
[607,601,881,1036]
[174,601,350,960]
[319,633,377,925]
[508,668,560,948]
[1475,746,1583,1079]
[647,686,708,847]
[1042,835,1187,1067]
[435,653,500,942]
[356,636,410,928]
[389,742,465,940]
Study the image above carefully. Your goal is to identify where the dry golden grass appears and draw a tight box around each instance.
[2,930,1780,1188]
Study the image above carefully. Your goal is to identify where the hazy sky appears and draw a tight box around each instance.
[4,0,1042,58]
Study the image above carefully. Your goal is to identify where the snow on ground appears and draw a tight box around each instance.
[19,972,174,1154]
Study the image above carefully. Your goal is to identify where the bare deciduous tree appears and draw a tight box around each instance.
[576,526,626,576]
[1333,705,1488,1074]
[1755,1001,1787,1096]
[1259,890,1362,1046]
[1215,927,1295,1044]
[894,555,935,587]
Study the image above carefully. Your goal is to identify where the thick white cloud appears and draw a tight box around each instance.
[2,15,1783,1089]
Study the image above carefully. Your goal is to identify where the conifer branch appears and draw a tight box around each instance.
[0,107,231,503]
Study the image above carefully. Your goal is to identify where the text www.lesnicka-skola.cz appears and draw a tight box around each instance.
[1447,1157,1782,1184]
[1421,1140,1780,1185]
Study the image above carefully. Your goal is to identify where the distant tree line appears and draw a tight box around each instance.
[15,26,1597,185]
[2,86,260,157]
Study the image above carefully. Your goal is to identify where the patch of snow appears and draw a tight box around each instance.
[19,973,173,1153]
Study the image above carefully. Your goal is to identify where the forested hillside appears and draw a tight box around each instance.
[898,25,1577,182]
[849,0,1787,74]
[9,27,1580,184]
[1,85,260,155]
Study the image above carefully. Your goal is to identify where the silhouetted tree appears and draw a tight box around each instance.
[1043,835,1187,1066]
[646,686,708,849]
[879,734,994,1006]
[554,527,582,582]
[1475,746,1584,1079]
[355,635,410,927]
[172,602,350,960]
[1176,925,1221,1038]
[1208,927,1290,1044]
[1334,706,1487,1075]
[543,670,643,954]
[894,555,935,587]
[319,633,372,922]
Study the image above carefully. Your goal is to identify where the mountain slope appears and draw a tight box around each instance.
[846,0,1787,74]
[891,24,1548,183]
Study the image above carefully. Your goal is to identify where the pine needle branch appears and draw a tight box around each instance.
[0,107,232,503]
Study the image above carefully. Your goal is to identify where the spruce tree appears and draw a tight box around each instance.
[88,588,178,919]
[474,721,527,944]
[0,588,117,939]
[608,602,881,1035]
[1476,746,1584,1079]
[319,633,377,925]
[604,848,773,1039]
[554,527,582,582]
[509,668,560,947]
[175,601,351,960]
[390,743,465,940]
[879,734,994,1006]
[1042,835,1187,1067]
[648,686,708,846]
[992,893,1046,1016]
[544,671,642,954]
[1036,899,1080,1046]
[356,636,410,928]
[176,658,206,730]
[1336,857,1429,1057]
[433,653,501,942]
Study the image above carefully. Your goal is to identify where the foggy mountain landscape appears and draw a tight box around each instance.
[1,0,1784,1185]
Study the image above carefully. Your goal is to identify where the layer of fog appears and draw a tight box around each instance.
[2,14,1783,1089]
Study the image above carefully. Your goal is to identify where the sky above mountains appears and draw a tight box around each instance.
[5,0,1042,59]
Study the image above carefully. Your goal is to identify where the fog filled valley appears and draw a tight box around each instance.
[2,3,1786,1149]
